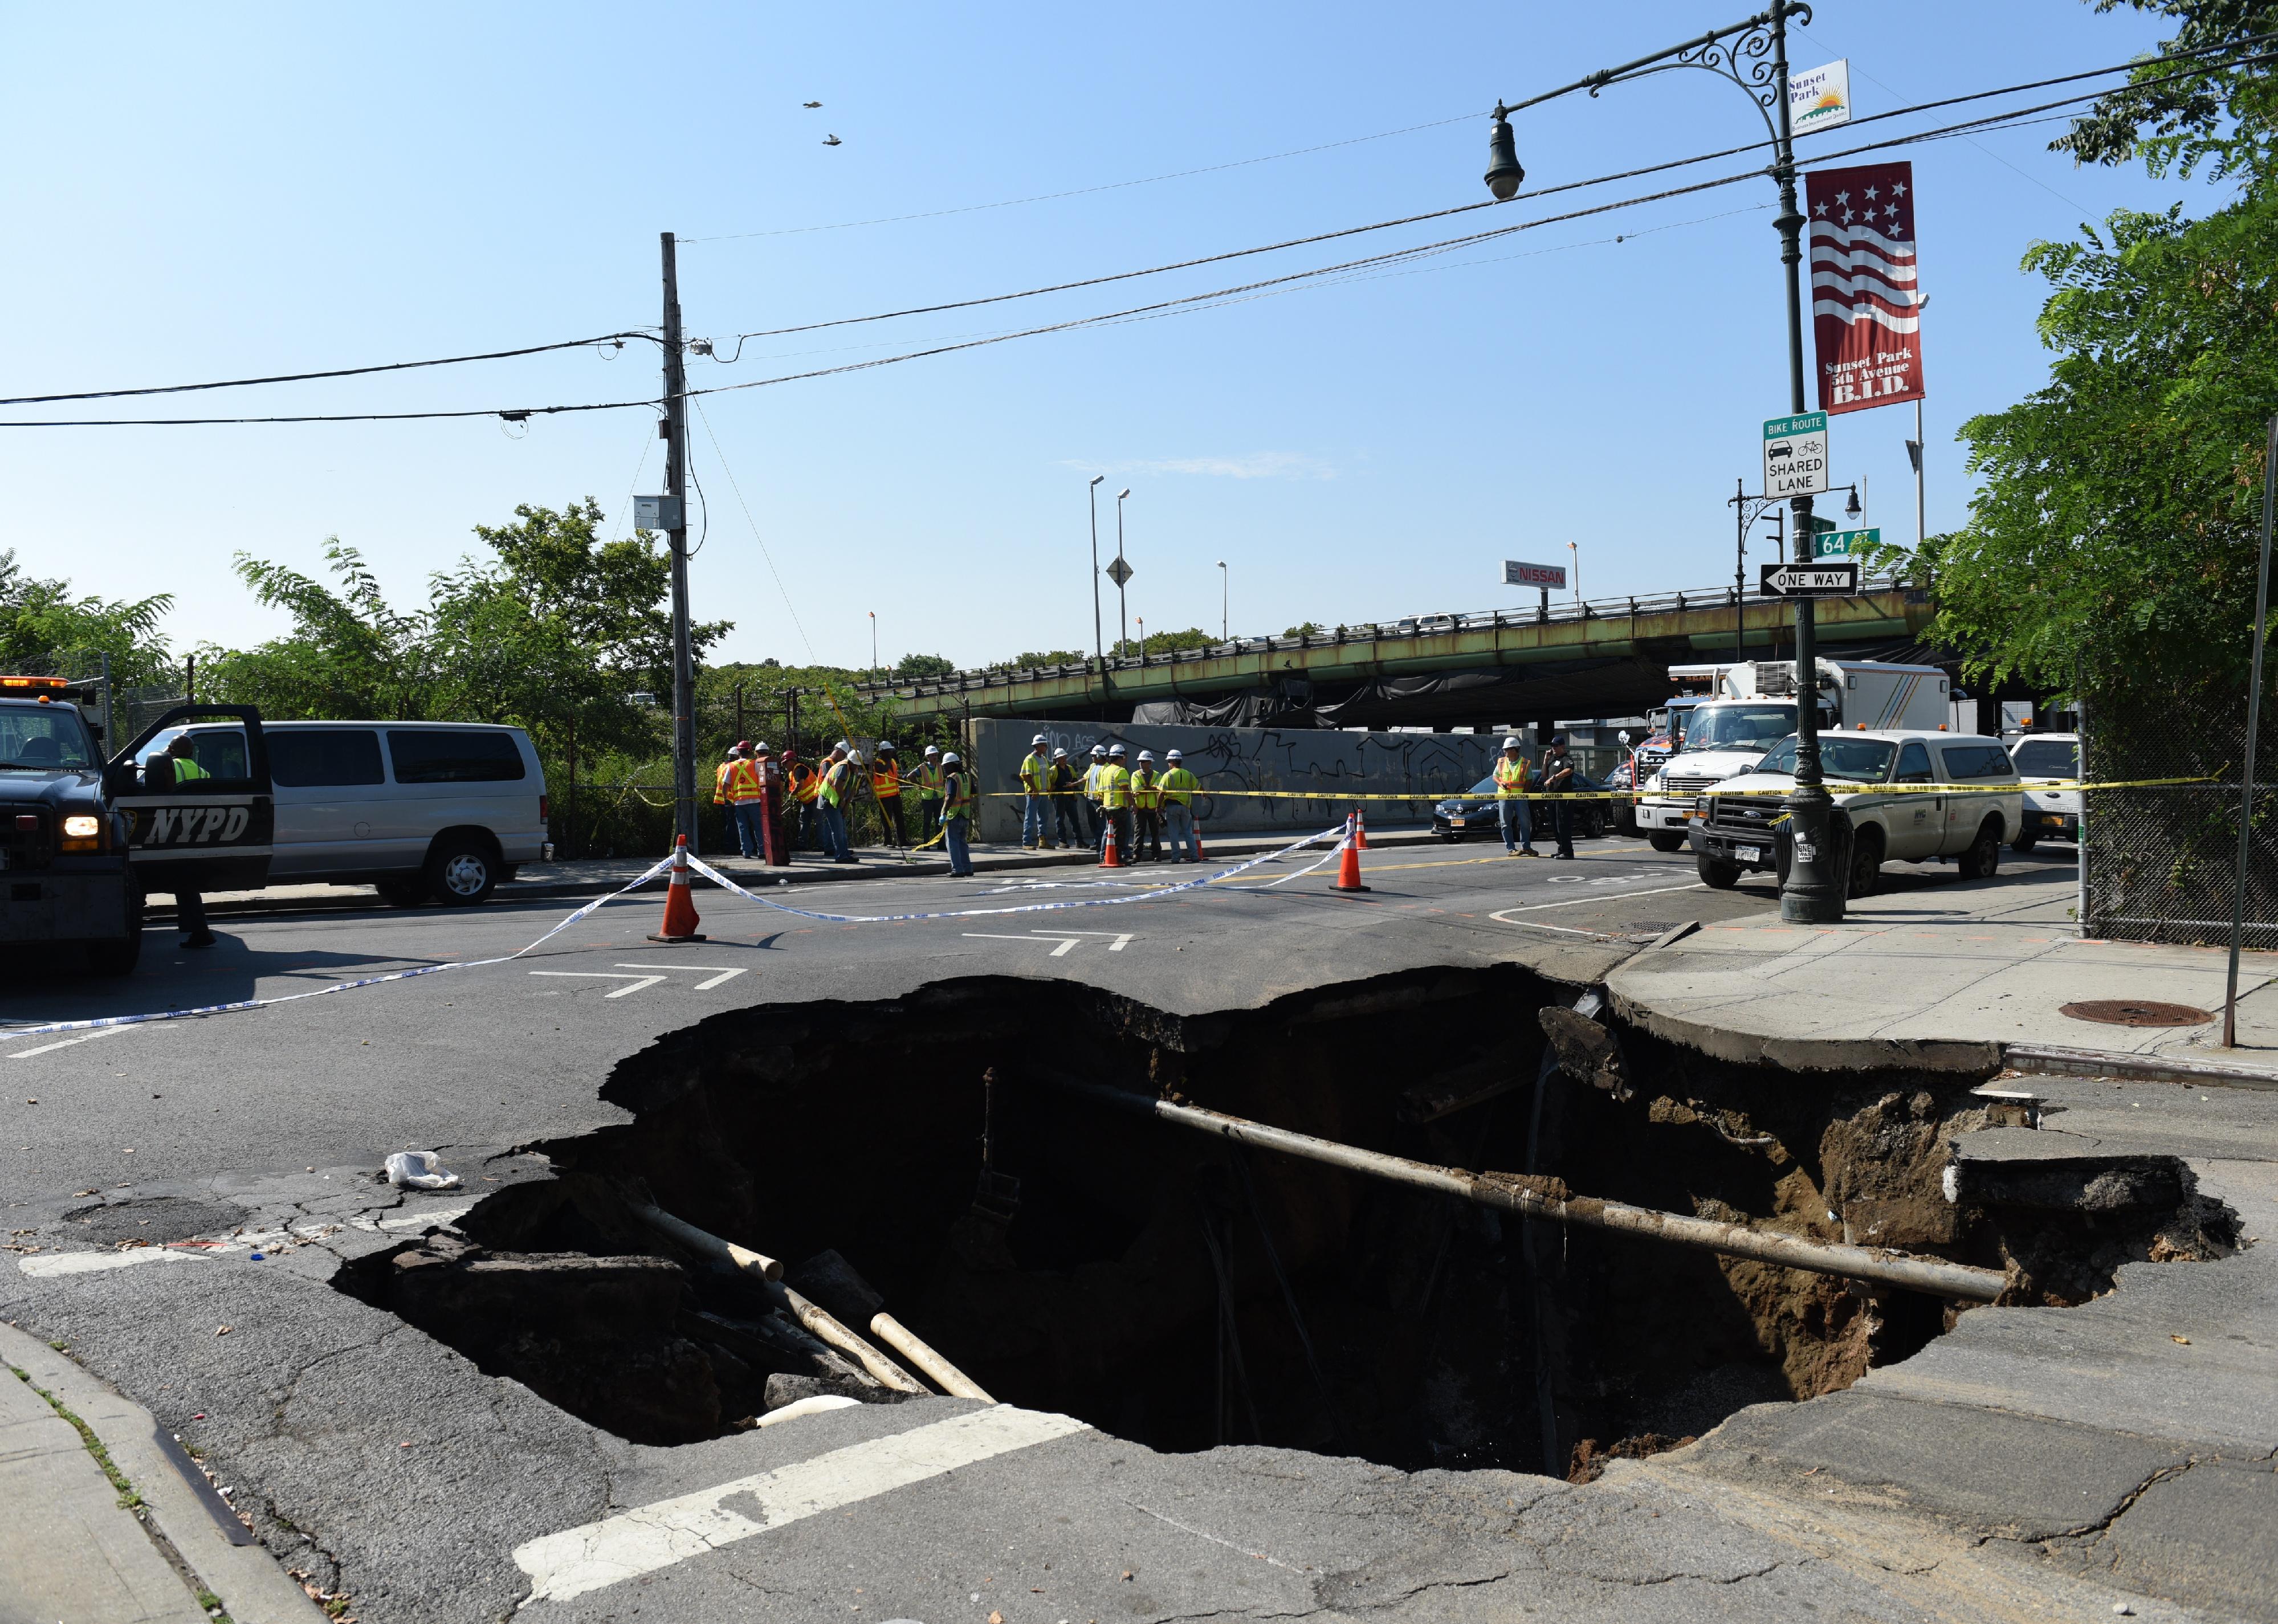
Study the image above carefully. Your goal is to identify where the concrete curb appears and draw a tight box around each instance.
[1603,984,2010,1076]
[0,1320,327,1622]
[2002,1041,2278,1092]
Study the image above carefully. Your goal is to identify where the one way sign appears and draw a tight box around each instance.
[1759,561,1860,598]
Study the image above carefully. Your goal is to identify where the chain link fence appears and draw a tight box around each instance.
[2083,678,2277,946]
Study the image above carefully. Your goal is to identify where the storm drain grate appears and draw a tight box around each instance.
[2059,999,2214,1028]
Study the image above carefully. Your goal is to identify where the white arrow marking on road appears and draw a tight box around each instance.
[1489,881,1709,921]
[613,963,749,991]
[961,931,1136,956]
[7,1028,131,1059]
[1052,931,1135,950]
[513,1406,1091,1605]
[964,932,1081,956]
[528,972,669,999]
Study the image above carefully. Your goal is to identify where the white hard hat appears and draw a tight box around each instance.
[923,744,940,755]
[1137,750,1155,762]
[1109,744,1127,756]
[1165,749,1183,760]
[846,750,866,764]
[942,751,961,765]
[751,741,772,754]
[1090,743,1107,755]
[1032,733,1049,745]
[1502,736,1524,750]
[1053,747,1068,758]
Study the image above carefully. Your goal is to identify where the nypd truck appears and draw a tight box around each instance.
[0,680,270,975]
[1633,659,1951,851]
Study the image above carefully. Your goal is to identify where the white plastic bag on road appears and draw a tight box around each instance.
[384,1150,462,1191]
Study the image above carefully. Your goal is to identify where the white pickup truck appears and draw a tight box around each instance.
[1635,659,1951,851]
[2008,732,2080,853]
[1686,729,2024,897]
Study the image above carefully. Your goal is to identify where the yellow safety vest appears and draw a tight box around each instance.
[821,759,852,806]
[1101,765,1131,809]
[1131,768,1158,810]
[171,756,209,782]
[1084,761,1108,799]
[1159,766,1197,806]
[1493,757,1529,797]
[943,769,975,821]
[912,760,942,801]
[1020,752,1052,794]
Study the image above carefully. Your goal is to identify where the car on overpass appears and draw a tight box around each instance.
[1431,768,1617,843]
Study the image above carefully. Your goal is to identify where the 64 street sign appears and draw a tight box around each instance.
[1761,561,1859,598]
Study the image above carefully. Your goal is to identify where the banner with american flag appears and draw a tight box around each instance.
[1804,161,1923,414]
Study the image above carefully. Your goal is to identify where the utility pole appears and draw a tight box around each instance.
[660,232,698,852]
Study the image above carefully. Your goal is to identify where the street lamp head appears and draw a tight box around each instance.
[1089,474,1105,487]
[1117,488,1131,500]
[1844,486,1863,521]
[1484,115,1526,201]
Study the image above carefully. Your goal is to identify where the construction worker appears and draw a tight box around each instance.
[788,749,822,850]
[817,743,859,863]
[1083,742,1111,851]
[751,741,789,866]
[1019,733,1054,850]
[1159,748,1200,862]
[713,741,765,860]
[1101,743,1134,862]
[712,742,743,823]
[1131,750,1162,862]
[871,742,905,849]
[1048,746,1085,848]
[1494,735,1537,857]
[1539,733,1577,860]
[912,744,944,844]
[939,749,977,876]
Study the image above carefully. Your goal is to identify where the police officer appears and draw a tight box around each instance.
[1159,748,1200,862]
[1539,733,1577,860]
[1493,736,1536,857]
[1019,733,1054,850]
[939,749,977,876]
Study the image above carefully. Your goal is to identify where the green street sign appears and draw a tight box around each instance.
[1814,525,1878,558]
[1762,411,1828,440]
[1804,515,1839,534]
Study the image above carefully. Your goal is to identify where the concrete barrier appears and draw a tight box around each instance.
[969,720,1502,844]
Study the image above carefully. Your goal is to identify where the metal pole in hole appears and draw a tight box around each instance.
[2223,414,2278,1046]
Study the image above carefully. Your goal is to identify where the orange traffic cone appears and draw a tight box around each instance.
[1354,806,1371,850]
[1191,825,1207,863]
[1101,816,1125,869]
[647,835,708,942]
[1332,814,1370,893]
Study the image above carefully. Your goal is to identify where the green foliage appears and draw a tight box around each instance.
[0,550,174,687]
[1111,626,1215,658]
[201,540,435,719]
[896,652,957,678]
[989,648,1085,670]
[2053,1,2278,181]
[1282,621,1325,638]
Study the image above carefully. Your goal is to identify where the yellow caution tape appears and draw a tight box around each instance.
[985,773,2213,802]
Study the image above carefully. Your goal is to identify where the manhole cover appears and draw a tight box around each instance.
[2060,999,2213,1029]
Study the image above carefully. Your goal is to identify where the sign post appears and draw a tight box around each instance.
[1762,411,1829,497]
[1503,559,1568,623]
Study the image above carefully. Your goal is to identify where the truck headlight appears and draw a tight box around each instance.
[62,815,100,838]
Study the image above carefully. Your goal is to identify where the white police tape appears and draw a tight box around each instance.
[679,821,1348,923]
[0,825,1356,1043]
[0,852,679,1043]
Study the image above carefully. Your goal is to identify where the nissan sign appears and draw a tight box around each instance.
[1503,560,1567,589]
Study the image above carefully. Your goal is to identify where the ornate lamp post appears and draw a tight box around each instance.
[1482,1,1843,921]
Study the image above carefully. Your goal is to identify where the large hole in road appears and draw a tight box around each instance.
[335,969,2240,1477]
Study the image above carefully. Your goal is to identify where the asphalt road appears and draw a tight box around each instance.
[17,833,2231,1624]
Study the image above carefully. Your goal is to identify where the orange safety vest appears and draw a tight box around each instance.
[715,757,763,805]
[871,760,901,799]
[790,764,821,805]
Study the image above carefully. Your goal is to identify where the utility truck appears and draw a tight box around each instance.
[1633,659,1952,851]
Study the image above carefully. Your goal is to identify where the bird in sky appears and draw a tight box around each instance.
[822,133,842,146]
[802,100,822,108]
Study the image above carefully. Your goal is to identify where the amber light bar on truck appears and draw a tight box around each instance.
[0,675,69,692]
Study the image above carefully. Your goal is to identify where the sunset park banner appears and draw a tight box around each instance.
[1803,161,1924,414]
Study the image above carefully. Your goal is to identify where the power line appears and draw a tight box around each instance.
[0,332,653,408]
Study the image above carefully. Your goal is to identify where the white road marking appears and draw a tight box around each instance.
[960,931,1135,957]
[18,1246,210,1278]
[613,963,749,991]
[512,1405,1090,1606]
[528,972,668,999]
[1489,881,1707,922]
[964,933,1079,956]
[7,1028,130,1059]
[372,1202,475,1232]
[1052,931,1135,950]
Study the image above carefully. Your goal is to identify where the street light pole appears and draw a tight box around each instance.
[1567,540,1580,612]
[1088,475,1106,666]
[1115,487,1132,654]
[1217,560,1228,642]
[870,610,879,677]
[659,231,698,853]
[1480,0,1837,920]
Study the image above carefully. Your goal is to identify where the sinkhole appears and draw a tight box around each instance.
[335,967,2239,1479]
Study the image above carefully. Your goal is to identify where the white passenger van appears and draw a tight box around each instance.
[145,720,549,906]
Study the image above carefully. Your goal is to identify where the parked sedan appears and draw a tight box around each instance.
[1432,770,1614,842]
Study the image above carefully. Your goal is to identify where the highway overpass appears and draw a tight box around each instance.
[858,581,1939,729]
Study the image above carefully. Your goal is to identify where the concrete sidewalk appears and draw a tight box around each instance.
[1608,854,2278,1080]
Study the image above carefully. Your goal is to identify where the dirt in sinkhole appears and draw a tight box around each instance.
[333,969,2239,1478]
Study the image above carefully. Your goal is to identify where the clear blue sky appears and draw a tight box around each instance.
[0,1,2203,674]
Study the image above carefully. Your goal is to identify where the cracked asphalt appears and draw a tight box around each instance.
[3,837,2272,1622]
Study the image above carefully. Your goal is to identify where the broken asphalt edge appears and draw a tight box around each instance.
[0,1318,328,1624]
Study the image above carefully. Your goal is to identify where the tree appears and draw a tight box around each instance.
[1928,1,2278,694]
[2052,1,2278,182]
[1110,627,1213,658]
[0,550,173,687]
[988,648,1084,671]
[200,540,435,719]
[896,652,957,679]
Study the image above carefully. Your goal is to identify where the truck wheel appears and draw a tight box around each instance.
[1958,819,2004,880]
[426,837,499,906]
[2012,834,2039,855]
[85,883,145,976]
[1697,854,1742,889]
[1648,830,1688,853]
[1845,831,1884,900]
